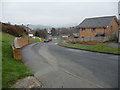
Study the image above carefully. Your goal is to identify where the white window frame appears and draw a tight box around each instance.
[109,26,112,31]
[82,28,86,32]
[91,28,96,32]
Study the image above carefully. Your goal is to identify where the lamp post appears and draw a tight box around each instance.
[27,24,29,44]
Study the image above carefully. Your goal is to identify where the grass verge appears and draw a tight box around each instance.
[58,39,120,54]
[0,32,2,89]
[2,32,34,88]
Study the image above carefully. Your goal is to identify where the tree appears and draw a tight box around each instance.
[2,22,27,36]
[51,28,57,36]
[35,29,48,38]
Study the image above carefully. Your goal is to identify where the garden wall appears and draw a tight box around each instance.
[12,37,21,60]
[67,36,115,42]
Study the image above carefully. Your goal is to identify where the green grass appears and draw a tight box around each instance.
[58,39,120,54]
[0,32,2,89]
[23,35,43,42]
[2,32,33,88]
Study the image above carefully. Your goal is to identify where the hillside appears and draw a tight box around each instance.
[1,22,27,37]
[2,32,33,88]
[0,32,1,89]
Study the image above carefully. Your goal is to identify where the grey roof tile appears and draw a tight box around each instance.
[78,16,116,28]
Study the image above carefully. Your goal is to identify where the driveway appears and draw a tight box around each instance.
[21,39,118,88]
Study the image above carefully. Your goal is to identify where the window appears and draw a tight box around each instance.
[81,36,84,38]
[82,28,86,32]
[91,28,96,32]
[110,26,112,31]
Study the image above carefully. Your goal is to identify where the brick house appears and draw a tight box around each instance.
[78,16,119,40]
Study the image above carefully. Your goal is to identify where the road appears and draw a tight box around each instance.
[21,39,118,88]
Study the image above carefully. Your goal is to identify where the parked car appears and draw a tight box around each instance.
[44,39,49,43]
[44,38,52,43]
[48,38,52,41]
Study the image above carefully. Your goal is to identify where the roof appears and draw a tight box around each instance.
[78,16,117,28]
[72,33,79,37]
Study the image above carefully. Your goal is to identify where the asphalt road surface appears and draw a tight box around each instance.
[22,39,118,88]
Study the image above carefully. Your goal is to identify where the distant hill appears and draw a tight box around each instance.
[53,23,77,28]
[28,24,77,30]
[28,24,52,30]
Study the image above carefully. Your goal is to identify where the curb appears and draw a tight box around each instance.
[58,44,120,56]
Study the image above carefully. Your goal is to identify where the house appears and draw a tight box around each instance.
[69,33,79,38]
[62,36,69,40]
[78,16,119,40]
[29,33,34,38]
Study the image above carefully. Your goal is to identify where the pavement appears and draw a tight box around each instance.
[21,39,118,88]
[104,43,120,48]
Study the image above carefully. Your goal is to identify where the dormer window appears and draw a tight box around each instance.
[82,28,86,32]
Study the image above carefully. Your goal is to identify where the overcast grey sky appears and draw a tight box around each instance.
[1,1,118,27]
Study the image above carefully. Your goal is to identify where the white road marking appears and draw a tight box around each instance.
[67,49,80,52]
[66,48,91,53]
[55,43,58,45]
[60,68,104,88]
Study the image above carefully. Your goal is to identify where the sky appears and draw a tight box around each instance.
[1,0,119,27]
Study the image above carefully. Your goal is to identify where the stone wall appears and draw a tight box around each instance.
[67,36,115,42]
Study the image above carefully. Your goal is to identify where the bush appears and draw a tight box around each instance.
[35,29,48,38]
[2,22,27,37]
[67,40,105,45]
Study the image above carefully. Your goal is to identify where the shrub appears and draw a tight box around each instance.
[2,22,27,37]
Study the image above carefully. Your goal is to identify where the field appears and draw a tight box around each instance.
[2,32,34,88]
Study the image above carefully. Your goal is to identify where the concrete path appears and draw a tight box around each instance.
[12,76,42,88]
[104,43,120,48]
